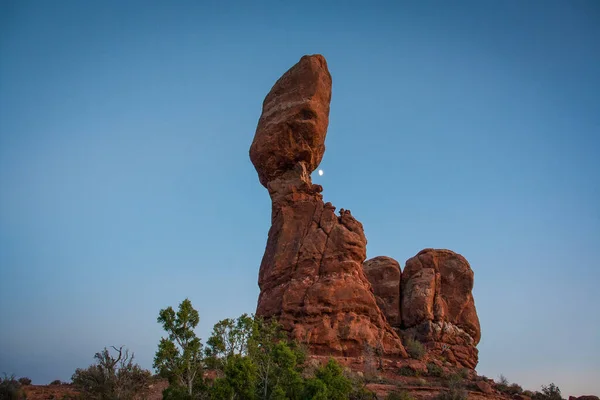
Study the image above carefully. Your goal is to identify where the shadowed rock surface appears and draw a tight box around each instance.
[363,256,402,328]
[250,55,406,358]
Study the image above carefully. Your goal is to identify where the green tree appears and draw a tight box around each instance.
[303,359,353,400]
[154,298,205,399]
[209,355,257,400]
[206,315,306,400]
[205,314,254,370]
[247,318,307,400]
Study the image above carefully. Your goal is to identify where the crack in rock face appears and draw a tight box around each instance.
[250,55,406,359]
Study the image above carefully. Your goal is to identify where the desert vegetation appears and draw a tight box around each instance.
[403,337,425,360]
[0,374,27,400]
[4,299,571,400]
[71,346,152,399]
[153,298,372,399]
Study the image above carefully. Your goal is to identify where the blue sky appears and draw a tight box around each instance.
[1,0,598,395]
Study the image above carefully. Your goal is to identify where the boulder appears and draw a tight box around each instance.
[476,381,493,394]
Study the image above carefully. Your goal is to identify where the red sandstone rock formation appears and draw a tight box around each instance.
[400,248,481,369]
[363,256,402,328]
[250,55,406,358]
[364,250,481,368]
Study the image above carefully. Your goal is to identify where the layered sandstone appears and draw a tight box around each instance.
[250,55,406,358]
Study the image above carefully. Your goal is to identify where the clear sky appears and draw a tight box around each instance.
[1,0,598,396]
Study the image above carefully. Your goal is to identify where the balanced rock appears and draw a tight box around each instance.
[400,248,481,368]
[250,55,332,188]
[363,256,402,328]
[251,55,406,358]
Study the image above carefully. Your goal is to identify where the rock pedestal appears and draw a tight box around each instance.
[250,55,406,358]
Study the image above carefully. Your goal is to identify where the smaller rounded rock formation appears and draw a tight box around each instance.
[365,249,481,369]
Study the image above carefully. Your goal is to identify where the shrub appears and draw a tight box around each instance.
[414,378,427,386]
[17,377,31,386]
[458,368,469,379]
[350,385,376,400]
[444,373,463,389]
[398,366,417,376]
[523,390,535,397]
[303,358,354,400]
[509,383,524,395]
[50,379,63,385]
[427,363,444,378]
[495,374,511,393]
[499,374,509,385]
[72,346,151,400]
[404,337,425,360]
[532,383,563,400]
[496,381,523,395]
[434,387,468,400]
[387,390,415,400]
[0,374,26,400]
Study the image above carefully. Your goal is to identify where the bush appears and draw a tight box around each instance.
[303,359,354,400]
[414,378,427,386]
[50,379,63,385]
[444,373,463,389]
[398,366,417,376]
[404,337,425,360]
[498,374,509,385]
[0,374,26,400]
[427,363,444,378]
[350,385,377,400]
[458,368,469,379]
[509,383,524,395]
[387,390,415,400]
[496,382,523,395]
[434,388,468,400]
[532,383,563,400]
[72,346,151,400]
[17,377,31,386]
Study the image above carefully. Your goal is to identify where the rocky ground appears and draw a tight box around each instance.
[22,380,168,400]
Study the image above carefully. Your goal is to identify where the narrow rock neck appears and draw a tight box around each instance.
[266,162,323,207]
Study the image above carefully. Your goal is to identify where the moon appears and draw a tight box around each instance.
[318,169,324,176]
